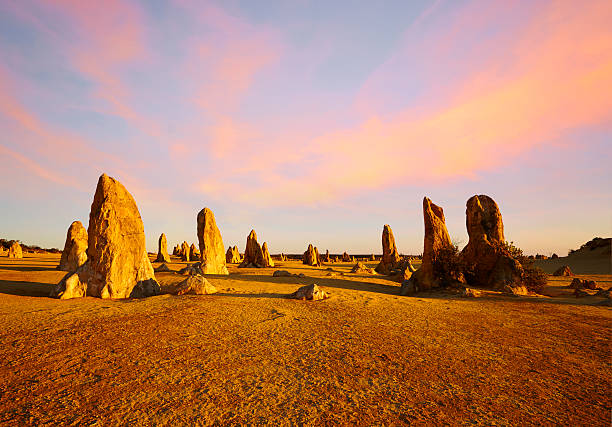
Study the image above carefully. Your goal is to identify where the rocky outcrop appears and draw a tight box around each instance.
[261,242,275,268]
[174,275,218,295]
[197,208,229,275]
[155,233,170,263]
[553,265,573,276]
[342,252,351,262]
[569,278,598,290]
[52,174,160,299]
[303,244,321,267]
[189,243,200,262]
[226,245,241,263]
[8,241,23,259]
[57,221,88,271]
[289,284,330,301]
[154,263,171,273]
[351,262,375,274]
[181,241,190,262]
[323,250,332,263]
[375,224,401,274]
[460,195,523,290]
[239,230,265,268]
[401,197,453,295]
[173,245,180,256]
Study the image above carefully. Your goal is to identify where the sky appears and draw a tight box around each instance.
[0,0,610,256]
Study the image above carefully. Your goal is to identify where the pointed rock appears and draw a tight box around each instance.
[303,244,321,266]
[155,233,170,263]
[57,221,88,272]
[375,224,401,274]
[8,241,23,259]
[240,230,265,268]
[261,242,275,268]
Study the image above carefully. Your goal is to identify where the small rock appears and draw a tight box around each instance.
[154,263,171,273]
[273,270,292,277]
[289,284,330,301]
[461,288,481,298]
[175,275,217,295]
[552,265,573,276]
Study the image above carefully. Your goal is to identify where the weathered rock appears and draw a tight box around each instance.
[57,221,88,271]
[261,242,275,268]
[342,252,351,262]
[240,230,265,268]
[178,262,204,276]
[279,253,287,262]
[173,245,180,256]
[8,241,23,259]
[181,241,190,262]
[400,197,453,295]
[197,208,229,275]
[460,195,523,289]
[351,262,375,274]
[553,265,573,276]
[303,244,321,266]
[551,253,559,259]
[323,250,332,263]
[289,284,330,301]
[174,275,217,295]
[273,270,293,277]
[503,284,529,296]
[461,288,481,298]
[190,243,200,262]
[370,254,376,261]
[52,174,160,299]
[375,224,401,274]
[155,233,170,263]
[226,245,241,263]
[569,278,598,290]
[154,263,171,273]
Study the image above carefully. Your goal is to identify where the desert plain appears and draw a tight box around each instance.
[0,248,610,425]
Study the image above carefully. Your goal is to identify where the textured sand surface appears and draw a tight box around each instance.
[0,254,610,425]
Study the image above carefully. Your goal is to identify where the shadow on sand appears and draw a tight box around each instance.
[0,280,54,297]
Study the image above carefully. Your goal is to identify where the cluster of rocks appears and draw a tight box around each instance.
[52,174,160,300]
[273,270,306,278]
[226,245,241,263]
[401,194,531,296]
[239,230,274,268]
[303,244,321,267]
[351,262,375,274]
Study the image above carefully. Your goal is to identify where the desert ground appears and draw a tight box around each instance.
[0,252,610,425]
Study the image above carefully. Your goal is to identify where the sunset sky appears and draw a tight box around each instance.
[1,0,610,255]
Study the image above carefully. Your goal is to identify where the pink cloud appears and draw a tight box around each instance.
[195,0,612,206]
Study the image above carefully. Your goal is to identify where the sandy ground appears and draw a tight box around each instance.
[0,253,610,425]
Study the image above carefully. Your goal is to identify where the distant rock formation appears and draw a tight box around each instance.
[226,245,241,263]
[553,265,573,276]
[375,224,401,274]
[461,195,523,290]
[196,208,229,275]
[342,252,351,262]
[181,241,190,262]
[52,174,160,299]
[279,253,287,261]
[155,233,170,263]
[154,263,171,273]
[57,221,88,271]
[289,284,330,301]
[8,241,23,259]
[172,245,180,256]
[323,249,332,263]
[239,230,265,268]
[189,243,200,262]
[401,197,453,295]
[370,254,376,261]
[303,244,321,267]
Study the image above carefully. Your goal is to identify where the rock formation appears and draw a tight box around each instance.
[154,263,171,273]
[155,233,170,263]
[57,221,88,271]
[52,174,160,299]
[181,241,190,262]
[261,242,275,268]
[460,195,523,290]
[400,197,453,295]
[289,284,330,301]
[553,265,573,276]
[189,243,200,261]
[8,241,23,259]
[342,252,351,262]
[226,245,241,263]
[375,224,401,274]
[196,208,229,275]
[303,244,321,267]
[239,230,265,268]
[351,262,375,274]
[173,245,180,256]
[279,253,287,261]
[323,249,332,263]
[174,275,217,295]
